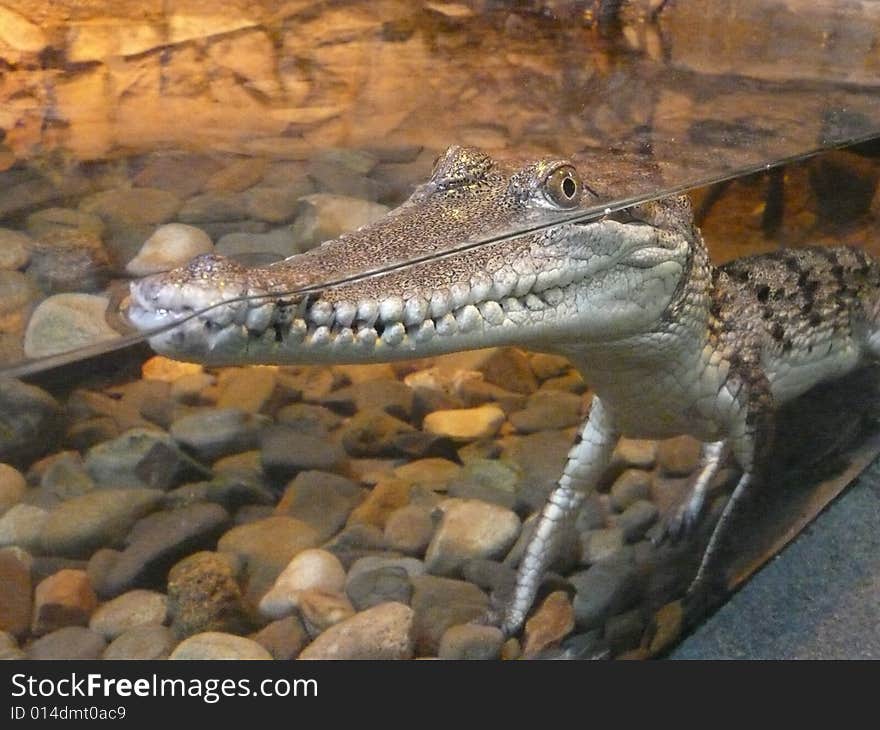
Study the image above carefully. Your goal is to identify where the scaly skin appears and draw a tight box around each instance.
[128,146,880,636]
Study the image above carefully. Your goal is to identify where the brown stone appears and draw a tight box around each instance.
[523,590,575,658]
[32,569,97,636]
[0,547,31,638]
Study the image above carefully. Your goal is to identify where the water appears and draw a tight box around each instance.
[0,0,879,660]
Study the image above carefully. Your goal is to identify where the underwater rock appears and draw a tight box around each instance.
[657,435,702,477]
[274,471,364,541]
[438,623,504,660]
[0,547,32,638]
[88,589,168,640]
[580,527,626,565]
[25,233,111,293]
[260,426,348,481]
[610,469,652,512]
[0,270,37,316]
[169,632,272,660]
[345,477,412,529]
[26,626,107,660]
[203,157,268,193]
[250,615,309,660]
[424,498,521,576]
[80,188,181,227]
[84,429,209,491]
[126,223,213,276]
[446,459,519,510]
[299,601,414,660]
[509,391,584,433]
[166,551,247,639]
[100,504,230,598]
[345,565,412,611]
[612,500,659,542]
[410,575,489,655]
[259,549,347,619]
[605,609,646,655]
[177,191,249,223]
[289,194,389,251]
[244,185,310,223]
[383,504,435,556]
[339,409,415,458]
[170,408,270,462]
[31,569,97,636]
[275,403,342,436]
[570,548,642,630]
[217,367,279,413]
[297,589,355,634]
[23,293,120,359]
[423,404,505,441]
[39,488,163,558]
[0,229,32,270]
[0,504,47,552]
[0,464,25,516]
[103,624,176,660]
[322,378,414,420]
[215,227,301,259]
[522,590,576,658]
[0,631,23,660]
[460,558,515,595]
[25,208,104,240]
[475,348,539,395]
[529,353,572,380]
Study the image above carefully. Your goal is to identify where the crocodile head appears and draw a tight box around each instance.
[128,145,698,365]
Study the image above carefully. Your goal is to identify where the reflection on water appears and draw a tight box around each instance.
[1,0,880,660]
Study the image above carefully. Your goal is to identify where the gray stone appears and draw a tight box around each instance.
[438,623,504,660]
[657,436,702,477]
[24,293,120,359]
[103,624,176,660]
[0,379,62,467]
[0,503,47,552]
[613,500,659,542]
[500,430,573,512]
[250,615,309,660]
[126,223,213,276]
[613,438,658,470]
[0,270,37,313]
[166,551,248,639]
[177,191,248,223]
[0,229,32,270]
[339,409,415,458]
[260,426,347,481]
[217,516,321,600]
[0,547,32,637]
[36,451,94,500]
[215,227,301,258]
[25,233,111,293]
[384,504,435,556]
[163,475,274,512]
[323,525,389,567]
[347,556,425,583]
[99,504,230,597]
[609,469,652,512]
[345,565,412,611]
[170,408,270,461]
[274,471,364,541]
[0,464,25,516]
[170,632,272,660]
[299,602,414,660]
[79,187,180,226]
[509,391,584,433]
[461,558,515,594]
[275,403,342,436]
[425,499,521,576]
[312,148,379,175]
[26,207,104,240]
[88,589,168,640]
[605,608,646,654]
[290,194,389,250]
[85,428,209,491]
[580,527,626,565]
[447,459,520,510]
[40,489,163,558]
[26,626,106,660]
[410,575,489,655]
[307,163,386,201]
[570,548,642,630]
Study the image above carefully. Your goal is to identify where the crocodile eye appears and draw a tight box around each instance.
[543,166,581,209]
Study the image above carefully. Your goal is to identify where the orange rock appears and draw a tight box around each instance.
[141,355,203,382]
[32,569,97,636]
[522,590,575,658]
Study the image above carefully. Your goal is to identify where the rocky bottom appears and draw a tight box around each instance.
[0,347,873,660]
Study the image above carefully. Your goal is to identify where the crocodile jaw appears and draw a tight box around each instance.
[128,217,690,366]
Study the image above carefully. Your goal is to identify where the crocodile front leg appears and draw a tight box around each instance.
[502,397,619,635]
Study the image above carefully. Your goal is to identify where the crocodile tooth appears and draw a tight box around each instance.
[208,307,234,327]
[514,274,537,297]
[541,287,564,306]
[456,304,481,333]
[356,327,377,348]
[379,296,405,324]
[403,297,429,326]
[334,300,357,328]
[310,300,335,327]
[413,319,435,343]
[436,313,458,336]
[502,297,524,313]
[429,290,451,318]
[381,321,406,346]
[334,327,355,346]
[289,318,307,342]
[525,294,544,311]
[490,268,518,300]
[311,325,331,346]
[357,299,379,327]
[449,282,471,309]
[245,304,273,332]
[534,270,560,292]
[478,300,504,325]
[470,272,493,301]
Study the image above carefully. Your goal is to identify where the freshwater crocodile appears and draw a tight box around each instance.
[128,145,880,636]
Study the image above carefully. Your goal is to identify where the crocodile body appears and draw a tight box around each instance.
[128,146,880,635]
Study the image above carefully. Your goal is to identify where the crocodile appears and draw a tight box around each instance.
[127,145,880,636]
